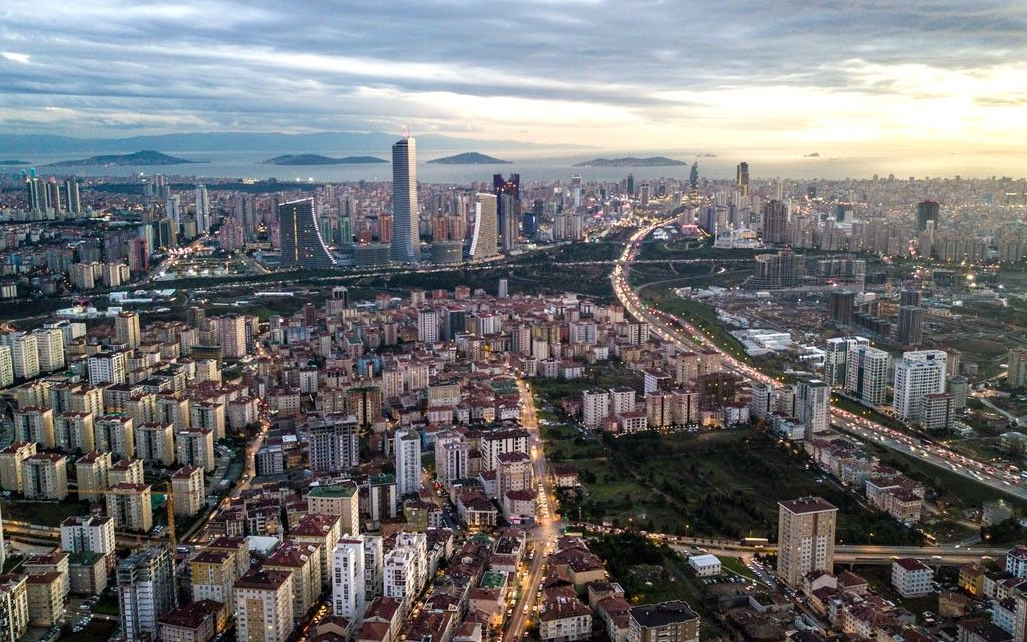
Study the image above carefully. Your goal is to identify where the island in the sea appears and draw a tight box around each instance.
[0,159,28,165]
[427,152,511,165]
[45,150,202,167]
[262,154,387,166]
[573,156,686,167]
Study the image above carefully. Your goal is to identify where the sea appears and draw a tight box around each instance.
[6,148,1027,184]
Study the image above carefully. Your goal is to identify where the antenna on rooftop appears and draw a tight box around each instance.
[402,124,411,139]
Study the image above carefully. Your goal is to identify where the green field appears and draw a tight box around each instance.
[3,499,89,526]
[549,425,921,545]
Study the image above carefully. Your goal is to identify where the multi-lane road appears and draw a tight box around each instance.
[612,219,1027,502]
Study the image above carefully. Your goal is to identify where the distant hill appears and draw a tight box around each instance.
[0,131,590,155]
[574,156,686,167]
[426,152,512,165]
[0,159,28,165]
[45,150,201,167]
[262,154,387,166]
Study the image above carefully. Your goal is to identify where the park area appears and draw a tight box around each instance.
[542,417,922,546]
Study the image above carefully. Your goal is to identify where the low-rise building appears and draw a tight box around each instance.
[892,558,933,598]
[628,601,699,642]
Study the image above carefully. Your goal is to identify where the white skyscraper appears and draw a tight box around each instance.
[3,332,39,380]
[893,350,947,421]
[417,308,439,344]
[395,428,421,497]
[469,193,499,260]
[796,380,830,434]
[845,343,890,407]
[331,537,366,619]
[390,137,420,263]
[824,337,868,387]
[166,195,181,231]
[195,185,210,233]
[32,327,65,373]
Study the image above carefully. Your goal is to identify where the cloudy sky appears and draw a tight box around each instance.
[2,0,1027,153]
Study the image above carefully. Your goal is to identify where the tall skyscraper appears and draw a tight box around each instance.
[390,137,420,263]
[494,174,520,252]
[896,305,923,347]
[824,337,867,387]
[776,497,837,587]
[118,546,177,642]
[395,428,421,497]
[846,343,890,407]
[915,200,939,232]
[332,537,366,618]
[64,179,81,214]
[828,291,856,326]
[469,193,499,260]
[278,198,335,269]
[796,380,830,434]
[761,200,788,244]
[736,162,750,196]
[195,185,210,233]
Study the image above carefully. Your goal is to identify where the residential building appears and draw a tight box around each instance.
[25,573,64,627]
[234,568,294,642]
[307,413,360,473]
[627,601,700,642]
[0,574,29,642]
[395,427,421,497]
[22,453,68,500]
[332,537,366,619]
[171,465,205,517]
[892,558,933,598]
[0,442,36,493]
[117,547,178,642]
[776,497,837,588]
[75,451,112,502]
[893,350,947,421]
[307,484,360,536]
[845,343,890,407]
[105,483,153,532]
[177,428,215,472]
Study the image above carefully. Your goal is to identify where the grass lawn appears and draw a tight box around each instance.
[589,532,725,638]
[831,394,909,432]
[92,594,119,616]
[720,556,763,583]
[552,426,922,546]
[3,499,89,526]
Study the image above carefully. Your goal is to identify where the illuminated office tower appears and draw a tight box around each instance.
[278,198,335,269]
[390,137,420,263]
[494,174,520,252]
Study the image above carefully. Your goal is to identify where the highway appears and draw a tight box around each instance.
[610,219,1027,502]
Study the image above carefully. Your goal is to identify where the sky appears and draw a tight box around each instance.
[2,0,1027,155]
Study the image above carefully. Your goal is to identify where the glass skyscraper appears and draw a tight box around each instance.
[391,137,420,263]
[278,198,335,269]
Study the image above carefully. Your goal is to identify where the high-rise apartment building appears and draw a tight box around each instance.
[916,200,939,232]
[306,413,360,473]
[390,137,420,263]
[776,497,837,587]
[896,305,923,347]
[234,568,294,642]
[395,428,421,497]
[1008,348,1027,389]
[796,380,830,434]
[893,350,947,421]
[824,337,868,387]
[494,174,520,252]
[332,537,366,619]
[845,343,890,407]
[115,312,141,349]
[118,546,177,642]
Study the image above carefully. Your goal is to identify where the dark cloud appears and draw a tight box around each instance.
[0,0,1025,138]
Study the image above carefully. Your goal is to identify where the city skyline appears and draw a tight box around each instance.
[1,1,1027,163]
